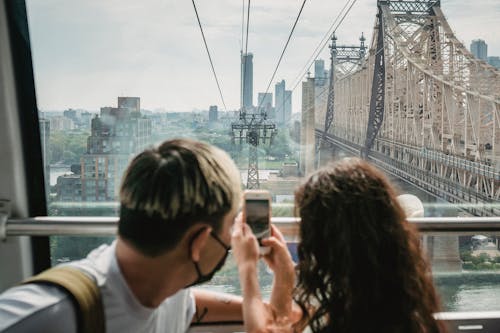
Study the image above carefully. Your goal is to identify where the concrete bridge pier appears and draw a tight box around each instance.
[317,143,336,168]
[300,77,316,177]
[423,235,462,272]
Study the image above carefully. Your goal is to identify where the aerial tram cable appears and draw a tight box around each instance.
[288,0,355,91]
[266,0,357,114]
[284,0,437,115]
[191,0,228,111]
[275,0,357,114]
[256,0,308,112]
[290,0,358,92]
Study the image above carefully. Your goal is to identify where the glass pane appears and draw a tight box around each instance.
[427,231,500,312]
[201,231,500,312]
[27,0,500,311]
[50,236,114,266]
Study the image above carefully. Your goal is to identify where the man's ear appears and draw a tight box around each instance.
[190,227,212,262]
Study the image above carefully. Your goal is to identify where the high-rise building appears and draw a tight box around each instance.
[39,118,50,193]
[118,96,140,112]
[258,92,274,119]
[470,39,488,61]
[56,174,82,202]
[258,93,273,109]
[274,80,286,125]
[63,108,93,129]
[300,76,316,176]
[241,53,253,110]
[63,109,80,122]
[314,60,325,80]
[80,111,93,130]
[488,56,500,69]
[49,116,74,131]
[209,105,218,122]
[314,59,328,87]
[275,80,292,126]
[57,97,152,202]
[275,80,285,123]
[284,90,292,124]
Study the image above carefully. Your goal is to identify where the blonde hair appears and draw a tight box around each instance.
[118,138,242,256]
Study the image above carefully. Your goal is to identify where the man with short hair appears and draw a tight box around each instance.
[0,138,244,332]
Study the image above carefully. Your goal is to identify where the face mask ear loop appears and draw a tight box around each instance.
[185,229,231,288]
[210,231,231,251]
[188,226,208,260]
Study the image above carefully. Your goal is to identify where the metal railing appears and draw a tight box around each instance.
[2,216,500,238]
[5,215,500,331]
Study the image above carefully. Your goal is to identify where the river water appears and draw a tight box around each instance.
[201,256,500,312]
[388,177,500,310]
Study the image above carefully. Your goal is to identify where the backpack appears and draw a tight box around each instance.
[23,266,105,333]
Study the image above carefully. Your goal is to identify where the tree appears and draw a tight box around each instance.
[49,130,89,164]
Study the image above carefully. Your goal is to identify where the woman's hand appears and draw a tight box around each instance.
[261,225,295,279]
[261,225,297,324]
[232,214,272,333]
[231,217,297,333]
[231,213,260,270]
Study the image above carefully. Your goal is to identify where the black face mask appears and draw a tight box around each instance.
[186,230,230,288]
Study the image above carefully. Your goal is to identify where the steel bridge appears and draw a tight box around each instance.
[304,0,500,217]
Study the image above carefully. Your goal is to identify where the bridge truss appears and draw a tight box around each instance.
[317,0,500,216]
[316,34,366,166]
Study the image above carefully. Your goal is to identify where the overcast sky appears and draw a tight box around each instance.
[26,0,500,113]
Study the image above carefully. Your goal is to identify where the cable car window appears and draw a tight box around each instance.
[25,0,500,312]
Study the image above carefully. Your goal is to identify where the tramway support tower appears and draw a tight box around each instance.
[314,0,500,217]
[231,110,277,189]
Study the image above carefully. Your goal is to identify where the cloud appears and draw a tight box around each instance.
[26,0,500,111]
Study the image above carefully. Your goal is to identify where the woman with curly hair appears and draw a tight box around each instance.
[231,158,446,333]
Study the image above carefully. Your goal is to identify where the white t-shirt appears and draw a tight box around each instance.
[0,241,196,333]
[68,241,196,333]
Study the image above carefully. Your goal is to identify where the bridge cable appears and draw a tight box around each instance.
[289,0,354,90]
[281,0,358,111]
[295,0,436,110]
[256,0,308,112]
[293,0,438,143]
[191,0,228,111]
[292,0,357,91]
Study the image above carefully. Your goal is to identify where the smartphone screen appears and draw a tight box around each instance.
[245,199,270,241]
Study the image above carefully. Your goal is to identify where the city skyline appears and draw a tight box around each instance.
[26,0,500,112]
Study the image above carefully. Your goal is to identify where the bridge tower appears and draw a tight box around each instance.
[315,0,499,217]
[312,0,500,270]
[315,33,367,168]
[300,72,316,176]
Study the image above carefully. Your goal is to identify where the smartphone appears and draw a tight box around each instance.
[243,190,271,255]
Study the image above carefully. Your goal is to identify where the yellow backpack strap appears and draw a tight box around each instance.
[23,266,105,333]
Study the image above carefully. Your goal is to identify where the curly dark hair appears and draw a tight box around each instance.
[293,158,445,333]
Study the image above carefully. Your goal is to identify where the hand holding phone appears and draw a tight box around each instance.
[243,190,271,255]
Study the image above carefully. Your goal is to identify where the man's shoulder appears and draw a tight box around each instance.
[0,242,114,333]
[0,283,78,332]
[65,241,116,286]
